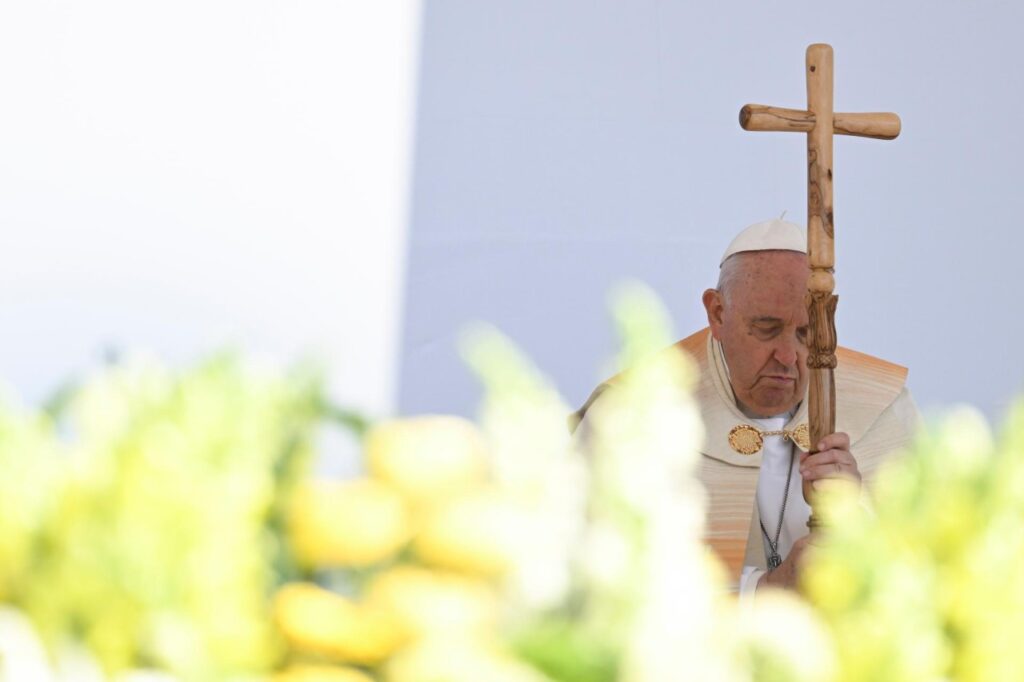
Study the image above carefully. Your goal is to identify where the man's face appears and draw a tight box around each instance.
[702,251,810,418]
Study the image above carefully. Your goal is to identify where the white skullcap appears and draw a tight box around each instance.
[719,218,806,267]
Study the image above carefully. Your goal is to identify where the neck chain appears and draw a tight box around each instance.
[760,447,795,571]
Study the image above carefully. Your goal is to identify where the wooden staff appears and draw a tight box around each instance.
[738,44,900,524]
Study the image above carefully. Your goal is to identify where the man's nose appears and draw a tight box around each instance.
[773,337,799,367]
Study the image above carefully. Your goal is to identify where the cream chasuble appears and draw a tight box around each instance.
[571,327,919,590]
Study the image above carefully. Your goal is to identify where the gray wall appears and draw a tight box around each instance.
[399,0,1024,423]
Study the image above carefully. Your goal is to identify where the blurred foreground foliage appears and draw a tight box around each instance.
[806,403,1024,681]
[0,287,1023,681]
[0,353,324,680]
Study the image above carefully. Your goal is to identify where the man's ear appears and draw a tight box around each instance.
[702,289,725,338]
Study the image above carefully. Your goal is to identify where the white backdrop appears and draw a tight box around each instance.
[399,0,1024,423]
[0,1,422,447]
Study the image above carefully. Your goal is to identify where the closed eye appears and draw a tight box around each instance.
[752,325,782,339]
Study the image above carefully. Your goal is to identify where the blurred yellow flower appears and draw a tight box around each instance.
[365,566,498,640]
[383,635,549,682]
[273,583,406,665]
[365,416,488,506]
[288,479,410,568]
[273,664,375,682]
[414,489,525,576]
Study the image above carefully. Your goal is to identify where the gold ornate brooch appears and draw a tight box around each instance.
[728,423,810,455]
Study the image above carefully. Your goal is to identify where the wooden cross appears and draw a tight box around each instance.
[738,43,901,521]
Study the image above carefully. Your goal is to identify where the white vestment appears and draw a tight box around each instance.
[571,327,921,591]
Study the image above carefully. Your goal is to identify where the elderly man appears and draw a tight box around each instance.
[571,219,919,595]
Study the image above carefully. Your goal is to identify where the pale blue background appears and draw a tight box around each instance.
[399,0,1024,422]
[1,1,1020,434]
